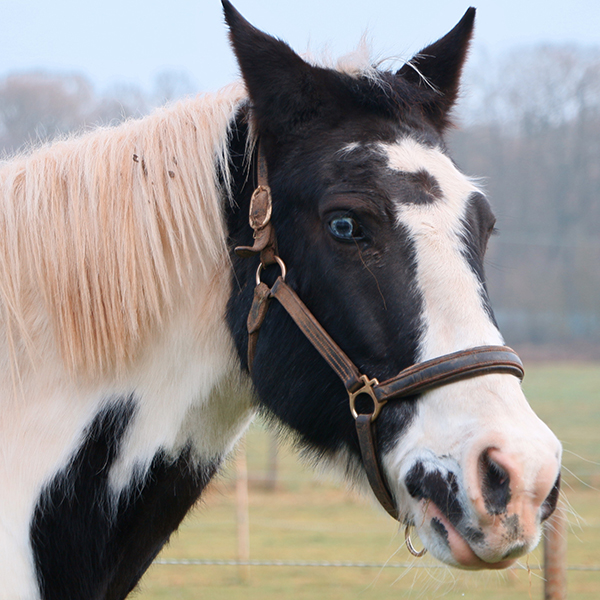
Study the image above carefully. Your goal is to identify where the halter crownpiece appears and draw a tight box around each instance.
[235,143,525,542]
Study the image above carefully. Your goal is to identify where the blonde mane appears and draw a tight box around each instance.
[0,82,247,379]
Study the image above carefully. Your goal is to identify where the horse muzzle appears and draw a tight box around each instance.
[402,436,562,569]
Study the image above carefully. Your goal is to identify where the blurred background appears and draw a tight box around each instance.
[1,2,599,598]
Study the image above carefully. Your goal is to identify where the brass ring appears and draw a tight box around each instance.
[405,525,427,558]
[255,255,287,286]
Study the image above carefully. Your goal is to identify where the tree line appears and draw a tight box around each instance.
[0,69,193,156]
[0,45,598,347]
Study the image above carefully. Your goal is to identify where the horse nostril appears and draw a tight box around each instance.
[540,473,561,521]
[480,449,511,515]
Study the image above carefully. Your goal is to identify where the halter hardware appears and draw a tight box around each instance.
[405,525,427,558]
[348,375,383,421]
[248,184,272,231]
[256,255,286,286]
[235,143,525,548]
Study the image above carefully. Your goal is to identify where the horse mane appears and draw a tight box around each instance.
[0,82,246,379]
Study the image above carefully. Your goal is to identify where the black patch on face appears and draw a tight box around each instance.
[225,110,427,465]
[30,398,218,600]
[460,192,498,325]
[406,461,485,546]
[461,192,495,275]
[396,170,443,204]
[328,145,443,208]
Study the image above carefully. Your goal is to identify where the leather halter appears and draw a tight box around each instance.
[235,145,525,522]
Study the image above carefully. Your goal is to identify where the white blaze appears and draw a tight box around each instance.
[384,138,503,360]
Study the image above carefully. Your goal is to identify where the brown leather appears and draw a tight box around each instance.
[235,223,276,259]
[247,282,272,373]
[356,415,399,520]
[236,144,527,522]
[374,346,524,402]
[270,277,364,392]
[234,145,278,266]
[270,277,523,399]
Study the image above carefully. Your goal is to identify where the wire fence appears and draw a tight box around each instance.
[153,558,600,571]
[147,419,599,599]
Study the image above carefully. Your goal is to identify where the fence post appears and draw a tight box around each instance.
[236,438,250,581]
[544,505,567,600]
[265,431,279,491]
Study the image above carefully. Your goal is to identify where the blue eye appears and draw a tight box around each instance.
[329,216,363,241]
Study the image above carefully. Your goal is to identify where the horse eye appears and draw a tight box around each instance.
[328,216,363,241]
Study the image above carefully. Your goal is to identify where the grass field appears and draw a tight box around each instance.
[137,363,600,599]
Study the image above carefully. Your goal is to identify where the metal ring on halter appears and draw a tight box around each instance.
[405,525,427,558]
[348,375,383,421]
[255,255,287,286]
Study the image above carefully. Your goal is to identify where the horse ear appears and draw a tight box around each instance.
[222,1,321,136]
[397,7,476,130]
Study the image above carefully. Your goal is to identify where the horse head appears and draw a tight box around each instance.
[224,1,561,570]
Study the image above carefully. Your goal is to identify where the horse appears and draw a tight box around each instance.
[0,2,561,598]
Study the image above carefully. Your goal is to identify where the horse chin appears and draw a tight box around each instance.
[414,501,523,570]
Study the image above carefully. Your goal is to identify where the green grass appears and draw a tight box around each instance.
[136,363,600,599]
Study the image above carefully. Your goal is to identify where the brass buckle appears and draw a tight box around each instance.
[249,185,272,231]
[349,375,385,422]
[256,255,287,286]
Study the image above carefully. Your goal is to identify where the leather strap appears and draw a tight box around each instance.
[356,415,400,520]
[235,143,278,370]
[270,277,364,392]
[247,282,272,373]
[270,277,524,400]
[374,346,524,402]
[234,144,278,266]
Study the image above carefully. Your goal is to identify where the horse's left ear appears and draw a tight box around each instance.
[397,7,476,130]
[222,1,323,137]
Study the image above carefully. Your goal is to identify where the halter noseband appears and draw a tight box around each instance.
[234,145,525,524]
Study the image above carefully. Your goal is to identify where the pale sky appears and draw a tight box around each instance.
[1,0,599,94]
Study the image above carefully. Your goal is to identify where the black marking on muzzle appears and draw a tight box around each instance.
[406,461,485,546]
[405,462,463,526]
[501,514,523,544]
[431,517,449,544]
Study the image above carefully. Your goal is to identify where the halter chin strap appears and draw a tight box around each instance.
[234,144,525,523]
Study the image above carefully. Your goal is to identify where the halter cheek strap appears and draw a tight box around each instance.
[234,144,525,527]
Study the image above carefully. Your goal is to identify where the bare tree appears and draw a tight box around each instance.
[152,69,195,107]
[0,72,97,154]
[0,70,191,156]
